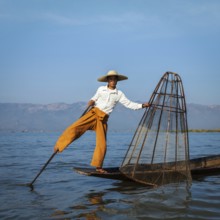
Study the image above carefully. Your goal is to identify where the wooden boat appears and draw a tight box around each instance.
[74,154,220,182]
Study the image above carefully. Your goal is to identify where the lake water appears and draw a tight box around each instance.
[0,131,220,219]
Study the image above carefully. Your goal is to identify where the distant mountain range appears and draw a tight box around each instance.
[0,102,219,132]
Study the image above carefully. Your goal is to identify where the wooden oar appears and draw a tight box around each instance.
[26,150,58,190]
[26,105,92,190]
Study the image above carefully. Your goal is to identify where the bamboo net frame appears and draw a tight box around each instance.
[120,72,192,187]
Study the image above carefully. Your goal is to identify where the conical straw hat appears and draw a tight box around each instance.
[97,70,128,82]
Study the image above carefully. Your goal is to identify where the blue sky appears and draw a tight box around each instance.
[0,0,220,105]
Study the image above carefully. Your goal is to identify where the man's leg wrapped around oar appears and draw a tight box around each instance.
[54,107,109,168]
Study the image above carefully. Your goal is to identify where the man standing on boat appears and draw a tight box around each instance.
[54,70,150,173]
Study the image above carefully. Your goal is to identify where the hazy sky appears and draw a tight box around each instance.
[1,0,220,105]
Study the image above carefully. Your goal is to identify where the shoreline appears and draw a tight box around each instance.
[188,129,220,132]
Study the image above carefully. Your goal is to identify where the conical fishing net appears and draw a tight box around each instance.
[120,72,192,187]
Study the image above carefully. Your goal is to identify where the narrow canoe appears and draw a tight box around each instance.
[74,154,220,181]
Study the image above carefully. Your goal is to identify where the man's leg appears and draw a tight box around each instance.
[54,110,96,152]
[90,116,108,168]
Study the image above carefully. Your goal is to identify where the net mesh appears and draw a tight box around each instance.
[120,72,192,187]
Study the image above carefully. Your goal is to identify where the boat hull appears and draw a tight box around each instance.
[74,154,220,181]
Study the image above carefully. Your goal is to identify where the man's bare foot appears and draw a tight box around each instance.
[96,167,107,174]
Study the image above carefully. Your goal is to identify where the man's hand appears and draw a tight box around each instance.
[142,103,151,108]
[88,100,95,107]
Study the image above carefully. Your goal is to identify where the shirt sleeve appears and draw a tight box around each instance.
[118,91,143,110]
[90,87,101,101]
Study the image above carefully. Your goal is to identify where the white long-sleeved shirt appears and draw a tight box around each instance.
[91,86,143,115]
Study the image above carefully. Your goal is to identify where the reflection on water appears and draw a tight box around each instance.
[0,132,220,219]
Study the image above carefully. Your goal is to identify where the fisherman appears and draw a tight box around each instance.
[54,70,150,173]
